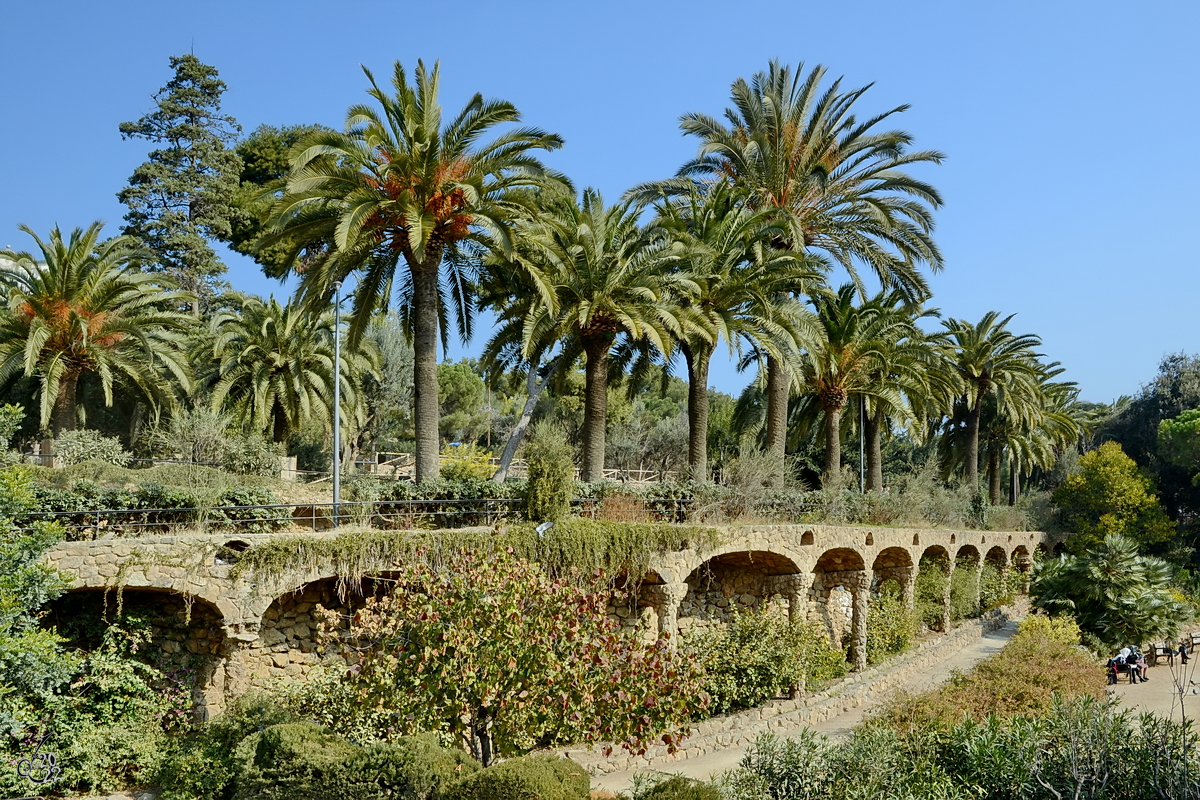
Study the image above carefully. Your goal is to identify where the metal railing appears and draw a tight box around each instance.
[19,498,527,540]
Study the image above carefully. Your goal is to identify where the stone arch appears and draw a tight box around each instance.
[811,548,869,670]
[984,546,1008,572]
[1013,545,1033,573]
[47,587,228,717]
[679,550,803,638]
[1052,542,1066,558]
[871,547,914,606]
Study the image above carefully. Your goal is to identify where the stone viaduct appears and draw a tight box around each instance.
[40,523,1061,717]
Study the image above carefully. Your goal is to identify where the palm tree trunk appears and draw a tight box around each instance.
[682,342,712,482]
[51,371,80,437]
[964,398,982,487]
[823,403,844,488]
[1009,459,1020,506]
[765,355,789,481]
[412,256,442,484]
[988,445,1002,505]
[581,334,612,483]
[865,406,884,492]
[492,355,560,483]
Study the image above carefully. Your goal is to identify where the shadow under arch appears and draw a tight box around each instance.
[679,550,805,636]
[871,546,914,597]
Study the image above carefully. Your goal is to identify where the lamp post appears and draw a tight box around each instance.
[332,281,342,525]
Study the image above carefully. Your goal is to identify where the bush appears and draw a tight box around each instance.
[638,775,721,800]
[524,421,574,522]
[978,562,1022,610]
[949,561,980,620]
[914,558,948,631]
[54,430,132,466]
[440,443,496,481]
[866,581,916,664]
[156,693,300,800]
[687,605,804,715]
[232,722,360,800]
[441,754,589,800]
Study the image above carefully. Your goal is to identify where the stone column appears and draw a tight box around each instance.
[210,627,260,715]
[850,570,870,672]
[640,582,689,647]
[940,561,955,634]
[901,566,916,611]
[764,573,813,621]
[973,562,985,614]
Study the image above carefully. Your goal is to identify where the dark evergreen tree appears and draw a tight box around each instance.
[224,123,334,278]
[118,54,242,314]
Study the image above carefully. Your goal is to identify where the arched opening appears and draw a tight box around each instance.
[952,545,982,619]
[912,534,920,546]
[871,547,915,601]
[865,533,874,546]
[46,587,227,718]
[1013,545,1033,574]
[801,531,815,546]
[915,545,951,632]
[680,550,802,638]
[1052,542,1066,558]
[812,548,867,656]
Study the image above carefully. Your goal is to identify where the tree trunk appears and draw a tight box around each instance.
[411,257,442,484]
[581,334,612,483]
[964,398,982,487]
[1009,459,1020,506]
[765,354,789,483]
[272,404,289,445]
[492,355,560,483]
[822,403,844,488]
[51,371,80,437]
[988,445,1002,506]
[682,342,712,482]
[865,406,884,492]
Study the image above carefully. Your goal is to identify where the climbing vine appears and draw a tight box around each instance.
[230,519,722,588]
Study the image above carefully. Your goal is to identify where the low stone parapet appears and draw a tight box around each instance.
[562,606,1015,775]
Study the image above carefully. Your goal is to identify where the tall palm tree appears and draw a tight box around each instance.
[260,60,566,482]
[655,183,822,480]
[653,60,945,470]
[208,297,378,444]
[939,312,1043,487]
[790,285,914,485]
[496,189,697,482]
[0,223,194,436]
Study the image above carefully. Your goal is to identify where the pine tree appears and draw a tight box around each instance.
[118,54,241,315]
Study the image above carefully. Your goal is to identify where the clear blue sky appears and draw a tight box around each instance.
[2,0,1197,404]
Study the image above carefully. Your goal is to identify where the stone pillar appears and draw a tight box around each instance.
[973,562,985,614]
[210,628,259,716]
[850,570,870,671]
[640,582,689,646]
[941,561,955,634]
[901,566,916,611]
[764,573,813,621]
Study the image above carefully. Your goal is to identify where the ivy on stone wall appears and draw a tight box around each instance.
[230,519,722,587]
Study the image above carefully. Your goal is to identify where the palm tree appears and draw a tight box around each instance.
[790,285,916,485]
[208,297,378,444]
[0,223,194,436]
[653,60,945,470]
[939,312,1043,487]
[654,183,821,480]
[260,60,566,482]
[496,189,697,482]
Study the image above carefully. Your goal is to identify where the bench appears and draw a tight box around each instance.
[1149,641,1176,667]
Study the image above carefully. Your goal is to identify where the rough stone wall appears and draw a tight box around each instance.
[39,524,1062,712]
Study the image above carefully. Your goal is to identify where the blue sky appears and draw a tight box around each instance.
[2,0,1197,404]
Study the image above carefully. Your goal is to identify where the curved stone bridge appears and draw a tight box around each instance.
[41,523,1061,716]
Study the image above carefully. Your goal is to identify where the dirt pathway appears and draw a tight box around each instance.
[592,618,1021,795]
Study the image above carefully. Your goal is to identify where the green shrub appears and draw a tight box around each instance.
[441,754,589,800]
[798,619,850,685]
[524,421,574,522]
[232,722,361,800]
[688,606,804,715]
[156,693,300,800]
[55,430,132,466]
[639,775,721,800]
[978,562,1021,610]
[341,734,479,800]
[949,561,980,620]
[440,443,496,481]
[866,581,916,664]
[914,557,948,631]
